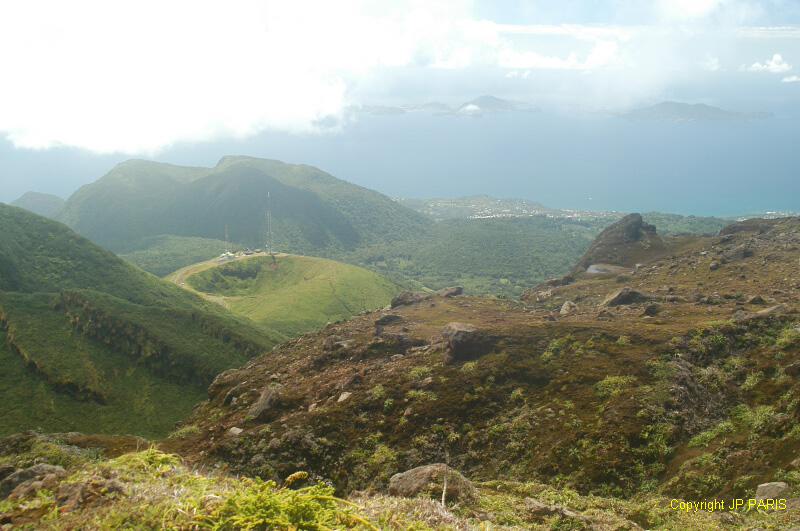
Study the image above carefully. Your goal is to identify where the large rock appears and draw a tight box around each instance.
[735,304,789,322]
[391,291,432,308]
[560,301,578,316]
[388,464,476,503]
[247,384,283,422]
[602,287,653,307]
[375,314,403,326]
[756,482,789,500]
[441,322,491,363]
[524,498,590,523]
[0,463,66,499]
[573,213,662,273]
[436,286,463,298]
[208,368,240,400]
[56,476,125,511]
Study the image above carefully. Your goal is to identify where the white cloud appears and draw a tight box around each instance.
[746,53,793,72]
[0,0,479,153]
[0,1,795,154]
[782,75,800,82]
[702,56,722,71]
[657,0,725,21]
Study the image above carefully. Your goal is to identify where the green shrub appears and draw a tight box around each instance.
[369,385,386,401]
[688,421,735,448]
[595,375,638,399]
[408,366,432,381]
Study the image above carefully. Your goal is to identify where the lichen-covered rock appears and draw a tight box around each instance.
[375,314,402,326]
[602,287,653,307]
[756,482,789,500]
[441,322,492,364]
[436,286,463,298]
[391,291,432,308]
[388,464,476,503]
[0,464,66,499]
[208,369,240,400]
[247,384,283,422]
[560,301,577,316]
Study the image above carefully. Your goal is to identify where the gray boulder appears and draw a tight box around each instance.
[248,384,283,422]
[602,287,653,307]
[388,464,476,503]
[756,482,789,500]
[441,322,492,363]
[391,291,432,308]
[436,286,464,298]
[1,463,66,499]
[560,301,578,316]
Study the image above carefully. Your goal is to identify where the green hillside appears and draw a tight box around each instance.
[10,191,65,219]
[58,156,430,254]
[174,254,400,338]
[341,217,600,295]
[119,235,231,277]
[0,204,279,438]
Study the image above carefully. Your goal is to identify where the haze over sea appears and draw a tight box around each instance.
[3,108,797,217]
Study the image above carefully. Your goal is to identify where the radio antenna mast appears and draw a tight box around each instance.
[224,224,230,253]
[266,192,274,256]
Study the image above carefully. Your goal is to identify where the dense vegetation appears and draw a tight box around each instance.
[53,157,730,296]
[0,204,278,438]
[341,217,599,295]
[9,192,65,219]
[179,255,400,338]
[340,214,728,296]
[2,433,795,529]
[58,157,430,254]
[118,235,230,276]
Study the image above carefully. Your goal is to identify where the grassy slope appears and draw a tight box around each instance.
[0,204,278,437]
[178,255,400,338]
[0,330,202,438]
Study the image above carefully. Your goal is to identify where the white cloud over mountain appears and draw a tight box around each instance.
[0,0,797,154]
[747,53,793,72]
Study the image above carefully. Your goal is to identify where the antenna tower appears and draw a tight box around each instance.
[266,192,274,255]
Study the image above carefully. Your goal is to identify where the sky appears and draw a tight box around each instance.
[1,0,799,213]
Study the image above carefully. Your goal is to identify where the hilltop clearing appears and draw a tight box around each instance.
[169,253,400,338]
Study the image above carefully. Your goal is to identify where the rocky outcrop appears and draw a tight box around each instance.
[756,482,789,500]
[388,464,476,502]
[247,384,284,422]
[602,287,653,307]
[441,323,493,364]
[391,291,433,308]
[1,464,66,499]
[55,476,125,512]
[560,301,577,316]
[436,286,463,298]
[573,213,662,273]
